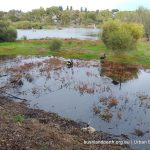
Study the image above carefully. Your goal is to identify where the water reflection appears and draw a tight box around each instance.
[0,55,15,63]
[0,56,150,150]
[100,61,139,89]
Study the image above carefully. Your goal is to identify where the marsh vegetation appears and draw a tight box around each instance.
[0,4,150,150]
[0,56,150,149]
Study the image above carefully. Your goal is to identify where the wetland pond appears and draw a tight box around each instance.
[0,56,150,150]
[17,28,100,40]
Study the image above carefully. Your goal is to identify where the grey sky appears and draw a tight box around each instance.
[0,0,149,12]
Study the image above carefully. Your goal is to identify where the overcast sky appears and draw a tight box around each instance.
[0,0,150,12]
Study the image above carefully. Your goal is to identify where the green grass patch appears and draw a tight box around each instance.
[0,39,150,67]
[14,114,25,123]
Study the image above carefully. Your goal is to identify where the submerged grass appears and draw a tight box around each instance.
[0,39,150,67]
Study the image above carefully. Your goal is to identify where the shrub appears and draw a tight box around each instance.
[13,21,32,29]
[14,114,25,123]
[102,20,120,46]
[13,21,43,29]
[107,29,134,50]
[102,20,144,51]
[49,39,62,50]
[123,23,144,41]
[0,21,17,42]
[5,27,17,41]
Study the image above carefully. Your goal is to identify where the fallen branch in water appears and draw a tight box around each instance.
[0,91,28,102]
[46,82,71,93]
[0,74,7,78]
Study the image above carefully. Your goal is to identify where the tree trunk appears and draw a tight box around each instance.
[145,33,150,41]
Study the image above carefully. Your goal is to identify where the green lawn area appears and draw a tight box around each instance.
[0,39,150,67]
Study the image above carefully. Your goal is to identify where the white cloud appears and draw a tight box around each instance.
[0,0,149,12]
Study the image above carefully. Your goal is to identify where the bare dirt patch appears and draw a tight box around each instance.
[0,96,130,150]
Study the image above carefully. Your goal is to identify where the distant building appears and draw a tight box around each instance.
[87,24,96,28]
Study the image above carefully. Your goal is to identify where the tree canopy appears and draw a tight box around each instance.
[0,21,17,42]
[0,6,149,40]
[102,20,144,51]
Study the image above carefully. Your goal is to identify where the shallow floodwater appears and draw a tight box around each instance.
[0,56,150,150]
[17,28,100,40]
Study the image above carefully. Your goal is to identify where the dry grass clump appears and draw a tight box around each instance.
[138,95,150,101]
[108,97,118,107]
[9,63,35,73]
[77,83,95,94]
[100,109,113,121]
[93,105,101,115]
[41,58,63,72]
[99,96,119,107]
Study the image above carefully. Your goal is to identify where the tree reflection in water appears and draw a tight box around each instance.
[99,61,139,89]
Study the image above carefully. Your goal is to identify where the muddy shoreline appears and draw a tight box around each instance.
[0,96,130,150]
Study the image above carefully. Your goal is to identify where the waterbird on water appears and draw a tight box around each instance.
[81,118,96,134]
[100,53,106,60]
[66,59,73,68]
[112,80,119,85]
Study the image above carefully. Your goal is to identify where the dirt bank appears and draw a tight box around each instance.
[0,96,131,150]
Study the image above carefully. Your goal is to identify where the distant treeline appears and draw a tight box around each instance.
[0,6,150,40]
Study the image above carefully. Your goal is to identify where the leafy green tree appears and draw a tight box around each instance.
[7,10,23,22]
[14,21,32,29]
[85,8,87,12]
[70,6,73,11]
[102,20,120,46]
[107,29,133,50]
[102,20,144,51]
[136,7,150,41]
[115,11,137,22]
[115,7,150,41]
[59,6,63,11]
[0,21,17,42]
[66,6,69,11]
[0,6,148,31]
[46,6,61,24]
[0,11,7,20]
[80,7,83,12]
[97,10,112,24]
[87,12,97,22]
[31,7,46,23]
[61,11,70,25]
[123,23,144,41]
[70,10,80,25]
[111,9,119,14]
